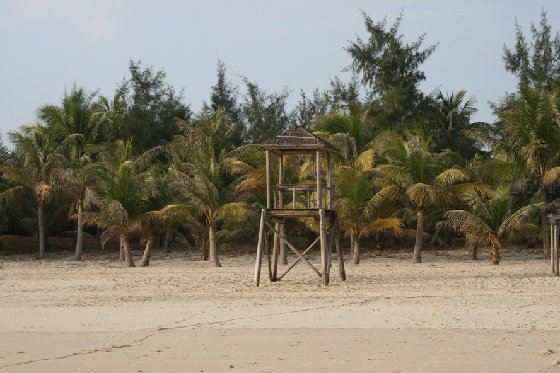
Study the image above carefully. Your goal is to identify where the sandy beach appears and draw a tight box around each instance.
[1,248,560,372]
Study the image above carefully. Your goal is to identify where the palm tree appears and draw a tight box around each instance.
[38,86,101,260]
[88,140,153,267]
[8,125,64,259]
[438,185,540,264]
[491,87,560,257]
[0,137,23,231]
[55,159,95,260]
[377,130,468,263]
[168,110,248,267]
[136,164,174,266]
[432,90,487,159]
[335,149,401,264]
[314,103,371,154]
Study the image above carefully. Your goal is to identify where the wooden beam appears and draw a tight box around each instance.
[264,223,272,281]
[277,155,286,266]
[327,153,332,209]
[552,222,555,273]
[551,222,560,276]
[278,236,320,280]
[254,209,266,286]
[271,223,279,281]
[267,209,320,218]
[334,216,346,281]
[265,150,272,209]
[316,150,322,209]
[265,221,321,277]
[319,209,329,285]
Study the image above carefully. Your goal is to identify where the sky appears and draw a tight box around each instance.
[1,0,559,142]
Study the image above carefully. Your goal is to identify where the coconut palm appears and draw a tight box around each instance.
[8,125,64,259]
[88,140,157,267]
[55,158,96,260]
[438,185,540,264]
[335,149,401,264]
[167,109,248,267]
[377,130,468,263]
[38,87,102,260]
[136,163,175,266]
[491,87,560,257]
[432,90,487,159]
[314,103,371,154]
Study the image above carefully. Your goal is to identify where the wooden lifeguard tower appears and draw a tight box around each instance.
[254,127,346,286]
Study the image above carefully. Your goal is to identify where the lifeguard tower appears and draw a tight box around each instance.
[254,127,346,286]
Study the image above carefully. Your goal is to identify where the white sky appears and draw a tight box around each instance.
[1,0,559,141]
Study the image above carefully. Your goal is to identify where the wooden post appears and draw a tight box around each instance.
[271,224,279,281]
[334,217,346,281]
[327,153,332,210]
[278,155,286,265]
[278,155,284,207]
[316,151,322,209]
[548,219,556,273]
[264,223,272,281]
[551,220,560,276]
[280,223,288,265]
[319,208,329,285]
[292,187,296,208]
[265,150,272,209]
[254,209,266,286]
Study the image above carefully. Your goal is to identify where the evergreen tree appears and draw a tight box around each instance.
[120,60,191,153]
[346,12,437,132]
[503,9,560,91]
[206,60,244,148]
[242,79,291,144]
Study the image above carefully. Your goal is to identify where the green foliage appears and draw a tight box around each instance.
[439,185,540,249]
[204,60,245,149]
[242,78,291,144]
[503,9,560,90]
[429,90,488,160]
[346,11,437,131]
[116,60,191,153]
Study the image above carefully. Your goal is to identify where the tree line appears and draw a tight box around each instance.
[1,10,559,267]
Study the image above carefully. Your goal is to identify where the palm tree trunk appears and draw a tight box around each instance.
[412,208,424,263]
[491,242,501,265]
[73,201,84,261]
[138,235,154,267]
[37,199,46,259]
[350,234,354,257]
[119,237,125,261]
[121,234,135,267]
[208,222,221,267]
[164,228,172,253]
[469,243,478,260]
[351,232,360,264]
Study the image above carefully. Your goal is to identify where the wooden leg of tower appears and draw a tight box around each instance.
[335,217,346,281]
[550,222,556,273]
[319,209,329,286]
[550,222,558,274]
[264,223,272,281]
[279,222,288,265]
[271,222,279,281]
[254,209,266,287]
[552,225,560,276]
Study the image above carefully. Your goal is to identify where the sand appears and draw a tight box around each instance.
[0,249,559,372]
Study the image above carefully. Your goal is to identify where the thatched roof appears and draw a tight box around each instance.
[258,127,339,154]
